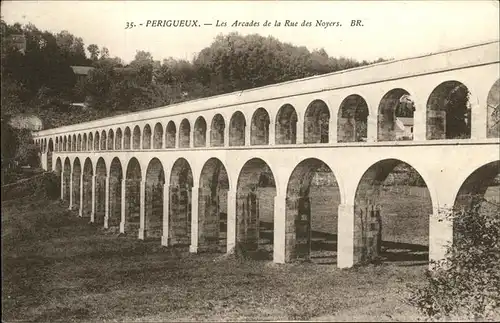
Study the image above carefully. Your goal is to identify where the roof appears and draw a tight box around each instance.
[396,117,414,126]
[70,66,94,75]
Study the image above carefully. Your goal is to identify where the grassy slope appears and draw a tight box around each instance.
[2,194,426,322]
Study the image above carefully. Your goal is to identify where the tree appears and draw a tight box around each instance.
[87,44,100,61]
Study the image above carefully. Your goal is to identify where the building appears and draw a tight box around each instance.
[395,117,414,140]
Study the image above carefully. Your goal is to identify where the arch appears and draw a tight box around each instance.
[337,94,369,142]
[108,157,123,230]
[229,111,246,146]
[143,124,152,149]
[275,104,297,144]
[115,128,122,150]
[72,134,76,151]
[108,129,114,150]
[55,137,59,152]
[72,158,82,210]
[95,158,107,224]
[100,130,107,150]
[304,100,330,144]
[194,116,207,147]
[81,158,93,218]
[63,136,68,151]
[77,134,82,151]
[285,158,341,264]
[378,89,415,141]
[67,135,72,152]
[179,119,191,148]
[169,158,194,245]
[165,121,176,148]
[55,157,62,177]
[426,81,472,139]
[486,79,500,138]
[94,131,100,151]
[198,158,230,252]
[133,126,141,149]
[82,133,87,151]
[63,158,71,203]
[236,158,276,259]
[153,123,163,149]
[47,139,54,171]
[88,132,93,151]
[251,108,270,145]
[354,159,432,265]
[124,127,131,150]
[145,158,165,239]
[125,157,142,235]
[210,114,225,147]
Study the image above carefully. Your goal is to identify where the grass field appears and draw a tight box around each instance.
[2,194,429,322]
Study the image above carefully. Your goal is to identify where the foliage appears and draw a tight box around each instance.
[409,197,500,321]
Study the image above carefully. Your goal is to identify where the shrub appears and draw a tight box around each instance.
[409,195,500,321]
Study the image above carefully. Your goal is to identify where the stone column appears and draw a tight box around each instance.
[273,194,286,263]
[120,179,126,233]
[269,121,276,145]
[244,123,251,146]
[329,118,337,143]
[296,118,304,144]
[79,172,84,217]
[60,172,65,200]
[90,175,96,222]
[337,203,355,268]
[161,183,170,246]
[366,115,378,142]
[224,124,230,147]
[189,186,200,253]
[68,171,73,210]
[190,127,195,148]
[138,180,146,239]
[226,190,237,253]
[413,101,426,141]
[471,101,486,140]
[104,176,110,229]
[429,208,453,267]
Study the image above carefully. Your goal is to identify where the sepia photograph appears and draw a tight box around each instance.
[1,0,499,321]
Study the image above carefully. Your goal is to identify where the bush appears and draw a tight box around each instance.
[409,196,500,321]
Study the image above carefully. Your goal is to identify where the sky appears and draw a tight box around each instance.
[2,1,499,64]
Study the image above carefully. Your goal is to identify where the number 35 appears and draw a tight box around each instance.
[125,22,136,29]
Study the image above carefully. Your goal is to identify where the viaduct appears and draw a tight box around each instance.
[33,40,500,268]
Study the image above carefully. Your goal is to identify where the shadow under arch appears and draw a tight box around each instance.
[144,157,165,239]
[109,157,123,231]
[169,158,193,246]
[124,157,141,236]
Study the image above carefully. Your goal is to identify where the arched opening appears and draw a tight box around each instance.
[125,157,142,235]
[82,158,93,218]
[55,158,62,194]
[108,158,123,231]
[354,159,431,265]
[251,108,270,145]
[378,89,415,141]
[426,81,472,139]
[55,137,58,152]
[47,139,54,171]
[304,100,330,144]
[72,158,81,210]
[179,119,191,148]
[123,127,131,150]
[82,133,87,152]
[153,123,163,149]
[236,158,276,259]
[95,158,107,225]
[198,158,229,252]
[100,130,107,150]
[487,79,500,138]
[275,104,297,144]
[229,111,246,146]
[285,158,340,264]
[108,129,114,150]
[337,94,369,142]
[67,136,71,152]
[94,132,100,151]
[133,126,141,149]
[145,158,165,239]
[72,134,76,151]
[454,161,499,223]
[88,133,93,151]
[115,128,122,150]
[63,158,71,203]
[194,117,207,147]
[210,114,225,147]
[166,121,176,148]
[169,158,193,245]
[143,124,152,149]
[63,136,68,151]
[77,134,82,151]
